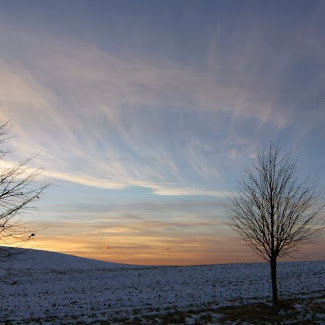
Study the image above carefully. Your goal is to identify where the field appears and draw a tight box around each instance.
[0,251,324,324]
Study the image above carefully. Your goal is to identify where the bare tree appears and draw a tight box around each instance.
[228,143,323,306]
[0,122,49,261]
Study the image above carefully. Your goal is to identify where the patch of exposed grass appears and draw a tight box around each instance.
[127,294,325,325]
[217,295,325,324]
[160,310,186,325]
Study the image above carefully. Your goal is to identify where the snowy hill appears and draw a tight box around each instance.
[0,247,128,270]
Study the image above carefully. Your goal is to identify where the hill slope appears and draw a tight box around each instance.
[0,247,127,270]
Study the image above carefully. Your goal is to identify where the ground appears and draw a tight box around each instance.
[0,261,324,324]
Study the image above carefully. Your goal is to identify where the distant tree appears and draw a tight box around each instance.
[228,143,323,306]
[0,122,49,262]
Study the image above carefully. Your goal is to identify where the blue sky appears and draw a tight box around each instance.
[0,0,324,264]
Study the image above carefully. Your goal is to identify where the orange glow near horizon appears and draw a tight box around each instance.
[10,233,324,266]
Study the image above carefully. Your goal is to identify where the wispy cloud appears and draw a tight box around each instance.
[1,12,324,197]
[1,2,324,264]
[1,26,231,195]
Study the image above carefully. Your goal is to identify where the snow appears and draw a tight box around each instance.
[0,248,324,324]
[0,247,129,270]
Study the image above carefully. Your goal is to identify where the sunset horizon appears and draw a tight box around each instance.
[1,0,324,266]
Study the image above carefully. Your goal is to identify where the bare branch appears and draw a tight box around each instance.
[0,122,50,262]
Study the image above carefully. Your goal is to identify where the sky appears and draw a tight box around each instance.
[0,0,324,265]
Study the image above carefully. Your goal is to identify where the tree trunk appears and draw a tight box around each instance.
[270,255,278,306]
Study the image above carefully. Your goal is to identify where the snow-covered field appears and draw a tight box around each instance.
[0,249,324,324]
